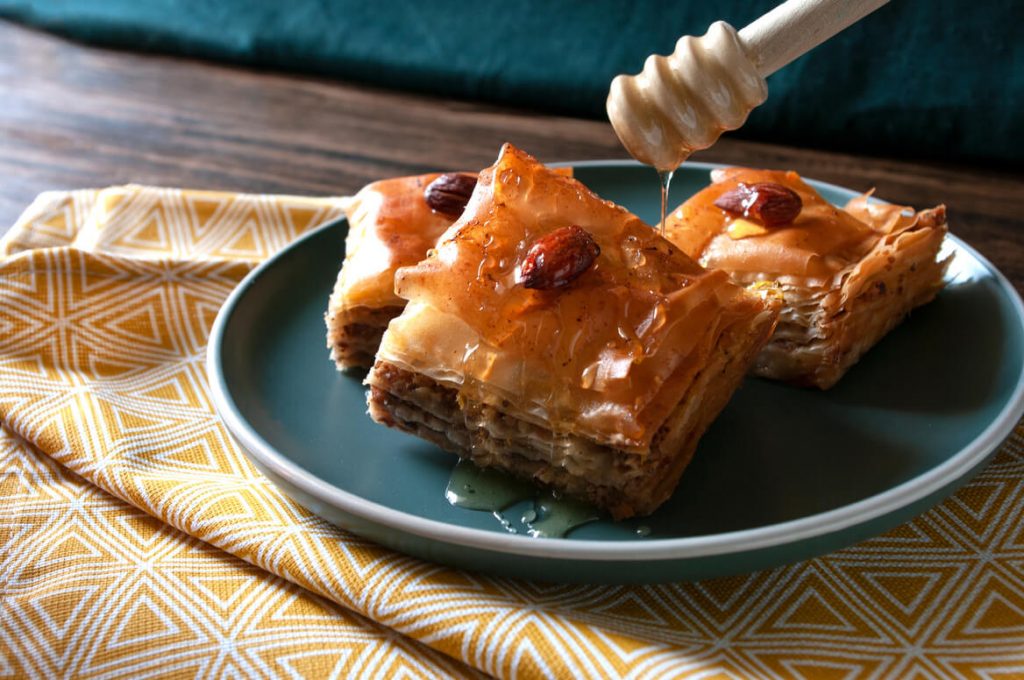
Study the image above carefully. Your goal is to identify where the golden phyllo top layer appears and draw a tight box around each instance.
[663,168,945,287]
[337,173,467,309]
[378,144,775,451]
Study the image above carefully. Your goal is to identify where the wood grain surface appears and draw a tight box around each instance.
[1,20,1020,290]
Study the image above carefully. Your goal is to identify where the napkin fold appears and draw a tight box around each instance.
[2,185,1023,679]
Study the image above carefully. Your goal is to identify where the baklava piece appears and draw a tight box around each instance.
[663,168,949,389]
[365,145,779,519]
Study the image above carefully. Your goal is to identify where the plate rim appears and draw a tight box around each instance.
[208,160,1024,562]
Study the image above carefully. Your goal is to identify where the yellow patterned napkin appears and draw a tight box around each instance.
[2,185,1024,679]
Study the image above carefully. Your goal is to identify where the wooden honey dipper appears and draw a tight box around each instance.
[607,0,890,171]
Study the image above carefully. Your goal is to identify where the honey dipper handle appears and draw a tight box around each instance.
[738,0,890,77]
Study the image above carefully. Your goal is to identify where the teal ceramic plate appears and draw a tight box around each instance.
[208,162,1024,584]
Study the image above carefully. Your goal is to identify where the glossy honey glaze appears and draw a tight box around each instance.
[661,168,931,287]
[377,144,775,451]
[336,167,575,310]
[335,172,464,309]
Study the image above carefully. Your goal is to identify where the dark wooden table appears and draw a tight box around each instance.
[1,20,1021,291]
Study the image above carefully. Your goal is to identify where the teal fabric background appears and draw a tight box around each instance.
[1,0,1018,166]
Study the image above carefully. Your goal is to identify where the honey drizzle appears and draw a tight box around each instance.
[658,169,675,236]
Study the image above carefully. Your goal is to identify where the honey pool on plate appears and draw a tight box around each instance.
[445,459,649,538]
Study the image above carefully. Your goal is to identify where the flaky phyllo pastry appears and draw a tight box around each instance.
[365,145,779,519]
[326,172,476,369]
[327,167,573,369]
[663,168,949,389]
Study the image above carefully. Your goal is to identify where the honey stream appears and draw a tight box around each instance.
[658,169,675,236]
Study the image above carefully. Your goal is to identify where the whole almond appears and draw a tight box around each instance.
[424,173,477,216]
[518,225,600,290]
[714,182,802,227]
